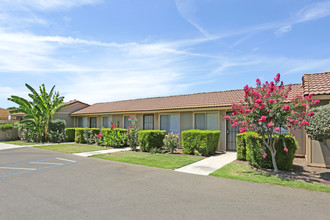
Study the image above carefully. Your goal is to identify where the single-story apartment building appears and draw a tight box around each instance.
[70,72,329,167]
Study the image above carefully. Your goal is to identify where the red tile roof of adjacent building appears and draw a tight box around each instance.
[302,72,330,96]
[72,84,303,115]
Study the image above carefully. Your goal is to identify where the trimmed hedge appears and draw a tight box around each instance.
[0,123,14,131]
[181,129,220,156]
[240,132,298,171]
[138,130,166,152]
[75,128,100,144]
[101,128,127,134]
[65,128,75,142]
[236,133,247,160]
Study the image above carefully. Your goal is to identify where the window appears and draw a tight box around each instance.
[102,116,112,128]
[124,115,134,128]
[90,117,97,128]
[143,114,154,130]
[160,114,179,134]
[78,117,87,128]
[195,113,218,130]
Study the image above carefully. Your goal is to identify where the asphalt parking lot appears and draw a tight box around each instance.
[0,147,329,220]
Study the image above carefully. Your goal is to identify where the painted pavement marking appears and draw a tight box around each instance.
[0,157,77,179]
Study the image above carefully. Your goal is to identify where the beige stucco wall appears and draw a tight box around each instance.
[309,139,330,167]
[136,114,143,129]
[180,112,193,132]
[113,114,123,128]
[54,102,89,128]
[0,129,18,141]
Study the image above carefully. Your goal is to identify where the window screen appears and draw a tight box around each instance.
[90,117,97,128]
[78,117,87,128]
[195,113,218,130]
[160,114,179,134]
[102,116,112,128]
[143,115,154,130]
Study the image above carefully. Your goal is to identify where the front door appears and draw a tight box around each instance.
[226,120,240,151]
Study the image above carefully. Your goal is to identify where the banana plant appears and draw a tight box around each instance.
[8,84,67,142]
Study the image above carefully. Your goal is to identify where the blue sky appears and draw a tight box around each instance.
[1,0,330,108]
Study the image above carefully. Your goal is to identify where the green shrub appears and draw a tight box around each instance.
[245,133,272,168]
[65,128,75,142]
[75,128,100,144]
[127,118,139,151]
[244,132,298,170]
[0,123,14,131]
[49,119,66,133]
[99,128,126,148]
[75,128,86,143]
[163,132,180,154]
[181,129,220,156]
[275,135,298,170]
[49,130,64,143]
[49,119,66,143]
[236,133,246,160]
[305,104,330,142]
[83,129,100,144]
[101,128,128,146]
[0,123,16,140]
[138,130,166,152]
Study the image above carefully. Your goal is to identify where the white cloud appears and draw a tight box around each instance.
[0,0,102,11]
[296,1,330,23]
[175,0,211,37]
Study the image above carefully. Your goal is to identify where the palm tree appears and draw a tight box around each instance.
[8,84,67,142]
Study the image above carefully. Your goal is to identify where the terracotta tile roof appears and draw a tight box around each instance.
[71,84,302,115]
[11,100,88,117]
[63,100,89,106]
[302,72,330,96]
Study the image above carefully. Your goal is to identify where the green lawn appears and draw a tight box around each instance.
[2,140,46,145]
[210,162,330,193]
[93,151,203,169]
[34,144,106,153]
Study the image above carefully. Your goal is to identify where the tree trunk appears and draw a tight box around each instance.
[270,150,278,172]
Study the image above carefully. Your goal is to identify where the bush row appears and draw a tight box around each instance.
[236,132,298,171]
[181,130,220,156]
[64,127,220,156]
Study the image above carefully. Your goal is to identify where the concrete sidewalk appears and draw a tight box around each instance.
[73,147,131,157]
[0,142,31,151]
[175,152,237,175]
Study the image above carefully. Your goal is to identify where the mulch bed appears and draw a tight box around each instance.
[235,158,330,185]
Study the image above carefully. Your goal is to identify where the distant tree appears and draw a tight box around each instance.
[7,107,17,110]
[8,84,67,142]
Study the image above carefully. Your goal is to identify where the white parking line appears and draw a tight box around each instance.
[0,167,36,170]
[29,162,63,165]
[56,158,76,163]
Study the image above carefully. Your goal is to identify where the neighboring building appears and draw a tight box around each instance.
[302,72,330,167]
[53,100,89,127]
[0,108,10,120]
[12,100,89,128]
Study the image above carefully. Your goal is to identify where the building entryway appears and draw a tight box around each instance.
[226,120,240,151]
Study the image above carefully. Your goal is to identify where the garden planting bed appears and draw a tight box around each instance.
[235,158,330,185]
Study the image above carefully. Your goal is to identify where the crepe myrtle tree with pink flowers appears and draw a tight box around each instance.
[223,73,319,172]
